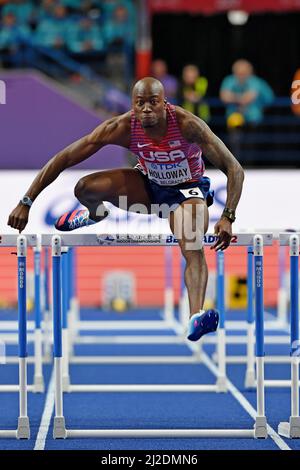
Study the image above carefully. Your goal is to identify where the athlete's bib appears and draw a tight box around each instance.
[144,160,192,186]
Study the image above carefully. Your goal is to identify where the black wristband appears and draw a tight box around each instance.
[222,208,236,223]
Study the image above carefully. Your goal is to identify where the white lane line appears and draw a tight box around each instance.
[34,367,55,450]
[171,320,291,451]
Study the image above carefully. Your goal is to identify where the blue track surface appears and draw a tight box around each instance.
[0,307,299,450]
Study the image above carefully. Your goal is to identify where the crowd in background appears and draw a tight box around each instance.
[0,1,286,161]
[0,1,299,167]
[151,58,276,162]
[0,0,135,70]
[152,58,274,127]
[0,0,276,124]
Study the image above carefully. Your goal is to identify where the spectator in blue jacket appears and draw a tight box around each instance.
[102,0,135,22]
[2,0,36,26]
[37,0,57,21]
[34,4,69,49]
[103,4,135,83]
[220,59,274,125]
[66,17,105,55]
[104,4,135,50]
[0,12,30,66]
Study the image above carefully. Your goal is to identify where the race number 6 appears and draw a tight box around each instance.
[179,187,204,199]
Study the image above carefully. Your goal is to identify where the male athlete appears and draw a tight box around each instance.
[8,77,244,341]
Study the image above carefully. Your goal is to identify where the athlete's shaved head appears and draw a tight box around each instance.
[132,77,165,99]
[132,77,167,129]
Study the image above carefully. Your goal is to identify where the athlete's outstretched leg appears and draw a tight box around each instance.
[168,198,219,341]
[55,168,152,231]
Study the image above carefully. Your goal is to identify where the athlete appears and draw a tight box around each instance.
[7,77,244,341]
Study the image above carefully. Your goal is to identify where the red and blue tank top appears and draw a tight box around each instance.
[129,103,205,186]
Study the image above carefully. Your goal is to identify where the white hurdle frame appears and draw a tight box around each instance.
[43,232,270,439]
[0,235,46,392]
[257,234,300,392]
[0,235,36,438]
[278,233,300,438]
[207,234,293,379]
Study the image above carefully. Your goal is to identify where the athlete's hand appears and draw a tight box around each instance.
[211,217,233,251]
[7,203,30,233]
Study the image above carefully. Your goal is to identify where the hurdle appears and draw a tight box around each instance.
[278,233,300,437]
[0,235,34,438]
[43,246,53,361]
[67,241,176,334]
[61,243,182,359]
[43,234,220,392]
[261,233,300,392]
[0,234,45,393]
[276,229,300,328]
[55,243,197,380]
[201,229,292,334]
[32,236,45,391]
[45,232,269,439]
[210,242,292,385]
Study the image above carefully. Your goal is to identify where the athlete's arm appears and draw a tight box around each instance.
[178,108,245,250]
[8,113,131,232]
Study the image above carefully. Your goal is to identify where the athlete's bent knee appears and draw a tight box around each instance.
[74,178,87,200]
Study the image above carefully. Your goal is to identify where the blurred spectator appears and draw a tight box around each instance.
[2,0,36,26]
[151,59,178,104]
[38,0,58,21]
[0,12,30,67]
[220,59,274,162]
[220,59,274,125]
[66,17,105,55]
[179,64,210,121]
[34,4,69,49]
[102,0,135,22]
[104,4,135,83]
[104,4,135,50]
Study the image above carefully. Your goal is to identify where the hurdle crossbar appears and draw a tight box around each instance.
[41,232,273,247]
[64,429,255,438]
[67,384,220,393]
[69,356,200,364]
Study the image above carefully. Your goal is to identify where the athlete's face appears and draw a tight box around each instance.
[133,89,166,128]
